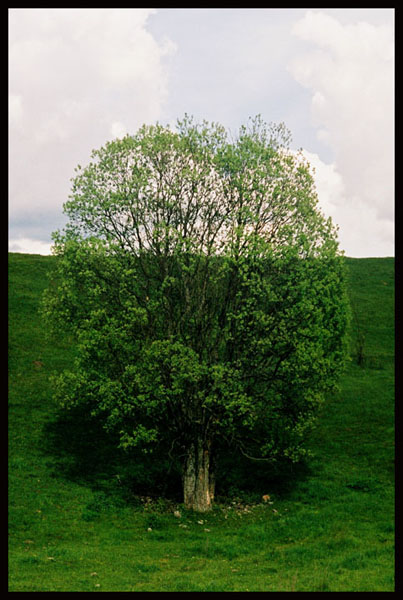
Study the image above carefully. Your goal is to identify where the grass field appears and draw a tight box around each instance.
[8,252,395,592]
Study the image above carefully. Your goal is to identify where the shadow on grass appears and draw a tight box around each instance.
[41,404,183,505]
[41,404,314,509]
[214,449,314,503]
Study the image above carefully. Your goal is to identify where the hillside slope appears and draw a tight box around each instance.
[8,253,394,592]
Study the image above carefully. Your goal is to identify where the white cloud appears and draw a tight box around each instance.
[9,8,176,247]
[301,150,394,258]
[288,10,394,255]
[9,8,394,258]
[300,150,344,217]
[9,94,24,131]
[9,237,53,255]
[110,121,128,140]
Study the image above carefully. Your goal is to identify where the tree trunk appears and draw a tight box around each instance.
[183,438,214,512]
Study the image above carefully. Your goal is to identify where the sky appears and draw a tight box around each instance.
[9,8,394,257]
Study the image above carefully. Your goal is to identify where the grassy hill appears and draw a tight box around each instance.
[8,252,394,592]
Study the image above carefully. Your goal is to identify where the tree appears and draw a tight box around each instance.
[42,115,349,512]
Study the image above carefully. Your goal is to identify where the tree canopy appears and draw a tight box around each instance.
[43,115,349,511]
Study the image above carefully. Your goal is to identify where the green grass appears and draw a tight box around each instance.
[8,252,395,591]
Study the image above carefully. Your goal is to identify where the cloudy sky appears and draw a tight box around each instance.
[9,8,394,257]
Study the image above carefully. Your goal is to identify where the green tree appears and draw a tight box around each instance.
[42,115,349,512]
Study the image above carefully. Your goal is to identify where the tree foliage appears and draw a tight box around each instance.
[42,115,349,511]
